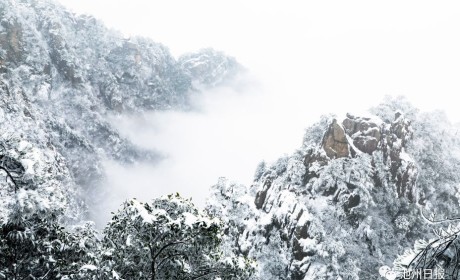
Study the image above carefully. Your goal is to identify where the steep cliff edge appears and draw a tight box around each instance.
[207,99,460,279]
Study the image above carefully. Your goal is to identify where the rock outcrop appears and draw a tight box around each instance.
[208,107,436,279]
[343,113,381,155]
[319,113,416,202]
[322,119,349,158]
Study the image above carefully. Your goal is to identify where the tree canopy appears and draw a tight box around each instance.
[103,194,254,280]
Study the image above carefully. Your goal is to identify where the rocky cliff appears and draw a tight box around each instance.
[2,1,459,279]
[0,0,239,220]
[207,99,460,279]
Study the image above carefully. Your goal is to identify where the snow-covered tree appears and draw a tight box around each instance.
[103,193,254,280]
[381,223,460,280]
[0,136,97,279]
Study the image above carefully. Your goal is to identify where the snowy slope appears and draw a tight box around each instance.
[0,0,239,219]
[206,98,460,279]
[2,1,459,279]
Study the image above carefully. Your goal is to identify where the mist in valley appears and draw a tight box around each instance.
[56,0,460,226]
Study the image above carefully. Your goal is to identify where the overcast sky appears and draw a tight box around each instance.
[55,0,460,221]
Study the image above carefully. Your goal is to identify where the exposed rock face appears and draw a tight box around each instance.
[343,113,381,155]
[319,113,416,202]
[322,119,349,158]
[254,178,272,209]
[385,112,416,202]
[209,109,429,279]
[322,114,384,158]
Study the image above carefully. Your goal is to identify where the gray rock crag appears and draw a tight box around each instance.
[207,105,451,279]
[322,119,349,158]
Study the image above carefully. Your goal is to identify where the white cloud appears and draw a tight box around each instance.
[55,0,460,224]
[101,75,311,206]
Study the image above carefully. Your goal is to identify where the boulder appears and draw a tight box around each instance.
[342,113,382,154]
[322,119,349,158]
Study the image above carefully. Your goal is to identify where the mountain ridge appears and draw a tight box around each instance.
[206,99,460,279]
[0,0,240,220]
[1,1,460,279]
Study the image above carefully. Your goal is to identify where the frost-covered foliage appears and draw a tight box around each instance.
[0,218,100,279]
[372,97,460,218]
[0,143,252,279]
[207,153,372,279]
[408,112,460,218]
[206,97,460,279]
[370,95,419,123]
[102,194,254,280]
[1,0,246,278]
[179,48,241,88]
[382,224,460,280]
[0,134,98,279]
[301,114,334,148]
[0,14,245,280]
[0,128,81,222]
[378,99,460,279]
[0,0,241,214]
[3,1,460,279]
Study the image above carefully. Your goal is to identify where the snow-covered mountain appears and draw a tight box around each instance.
[0,0,239,219]
[2,0,460,279]
[206,98,460,279]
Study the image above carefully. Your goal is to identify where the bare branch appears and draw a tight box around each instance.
[419,206,460,224]
[0,166,19,193]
